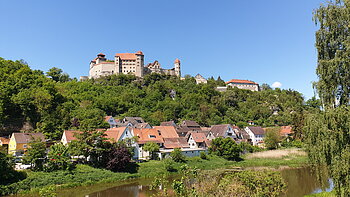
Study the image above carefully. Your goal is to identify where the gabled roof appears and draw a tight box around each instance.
[13,133,45,144]
[210,124,231,137]
[163,137,189,149]
[135,123,151,129]
[247,127,265,135]
[105,116,113,122]
[187,132,207,143]
[62,130,82,143]
[124,117,145,125]
[160,121,176,126]
[154,126,179,138]
[235,128,250,139]
[226,79,258,85]
[181,120,200,128]
[133,128,164,144]
[105,127,128,142]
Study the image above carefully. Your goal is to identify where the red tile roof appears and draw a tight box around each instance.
[154,126,179,138]
[174,58,180,64]
[280,126,293,136]
[163,137,189,149]
[226,79,258,85]
[105,127,127,142]
[115,53,137,60]
[63,130,82,143]
[133,128,164,144]
[188,132,207,143]
[105,116,113,122]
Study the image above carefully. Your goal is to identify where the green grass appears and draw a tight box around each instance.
[231,155,308,168]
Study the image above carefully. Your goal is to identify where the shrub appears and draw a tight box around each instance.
[264,127,281,150]
[170,148,186,163]
[163,158,177,172]
[209,137,242,160]
[45,143,74,172]
[200,152,208,160]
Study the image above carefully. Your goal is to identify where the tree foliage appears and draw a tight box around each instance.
[264,127,280,150]
[306,1,350,195]
[46,143,74,171]
[106,143,132,172]
[170,148,186,163]
[0,151,26,185]
[143,142,160,160]
[23,138,46,171]
[209,137,242,160]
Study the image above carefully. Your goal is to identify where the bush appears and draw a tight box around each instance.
[39,185,57,197]
[209,137,242,160]
[264,127,281,150]
[200,152,208,160]
[170,148,186,163]
[164,158,177,172]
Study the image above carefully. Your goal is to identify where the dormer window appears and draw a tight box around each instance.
[149,135,156,138]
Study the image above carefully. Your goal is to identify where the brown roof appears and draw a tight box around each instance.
[97,53,105,56]
[188,132,207,143]
[105,127,127,142]
[0,137,10,145]
[154,126,179,138]
[133,128,164,144]
[163,137,189,149]
[210,124,231,137]
[13,133,45,144]
[181,120,200,128]
[235,128,250,139]
[174,58,180,64]
[160,121,176,126]
[63,130,82,143]
[136,51,144,55]
[115,53,137,60]
[280,126,293,136]
[226,79,258,85]
[248,127,265,135]
[135,123,151,129]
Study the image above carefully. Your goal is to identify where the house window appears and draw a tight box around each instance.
[149,135,156,138]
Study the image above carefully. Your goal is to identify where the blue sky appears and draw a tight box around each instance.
[0,0,325,99]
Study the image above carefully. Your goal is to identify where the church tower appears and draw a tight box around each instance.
[174,58,181,77]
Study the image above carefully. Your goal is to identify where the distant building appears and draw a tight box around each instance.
[88,52,181,79]
[194,74,207,84]
[8,133,46,155]
[226,79,259,91]
[245,127,265,146]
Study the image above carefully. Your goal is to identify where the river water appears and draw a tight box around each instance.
[58,167,332,197]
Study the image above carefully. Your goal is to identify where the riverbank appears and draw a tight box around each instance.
[2,149,308,196]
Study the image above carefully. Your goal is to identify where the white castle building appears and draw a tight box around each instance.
[88,51,181,79]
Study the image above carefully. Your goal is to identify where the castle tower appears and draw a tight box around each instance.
[135,51,144,77]
[174,58,181,77]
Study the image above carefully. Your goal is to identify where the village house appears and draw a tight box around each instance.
[207,124,237,140]
[186,131,208,149]
[244,127,266,146]
[104,116,117,128]
[116,117,152,129]
[133,128,164,160]
[8,133,46,156]
[226,79,260,91]
[280,126,293,137]
[88,52,181,79]
[61,130,82,145]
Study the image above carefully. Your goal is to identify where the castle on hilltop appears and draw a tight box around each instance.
[88,51,181,79]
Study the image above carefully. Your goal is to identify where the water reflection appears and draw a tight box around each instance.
[87,183,156,197]
[281,167,332,197]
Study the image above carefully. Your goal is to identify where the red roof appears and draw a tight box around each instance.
[153,126,179,138]
[115,53,138,60]
[63,130,82,143]
[105,116,113,122]
[280,126,293,136]
[97,53,105,56]
[188,132,207,143]
[135,51,144,55]
[226,79,258,85]
[0,137,10,145]
[133,128,164,144]
[105,127,127,142]
[174,58,180,64]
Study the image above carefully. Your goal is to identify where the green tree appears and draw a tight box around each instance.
[264,127,280,150]
[170,148,186,163]
[46,143,74,171]
[46,67,70,82]
[0,151,26,185]
[209,137,242,160]
[23,138,46,171]
[305,1,350,195]
[143,142,160,160]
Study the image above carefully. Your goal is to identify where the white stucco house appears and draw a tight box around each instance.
[244,127,265,146]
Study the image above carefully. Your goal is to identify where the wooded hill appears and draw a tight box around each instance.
[0,58,318,140]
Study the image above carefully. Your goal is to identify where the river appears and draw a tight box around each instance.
[56,167,333,197]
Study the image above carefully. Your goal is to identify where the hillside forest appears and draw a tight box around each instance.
[0,58,320,140]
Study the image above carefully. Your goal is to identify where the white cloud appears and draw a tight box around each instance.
[272,81,282,88]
